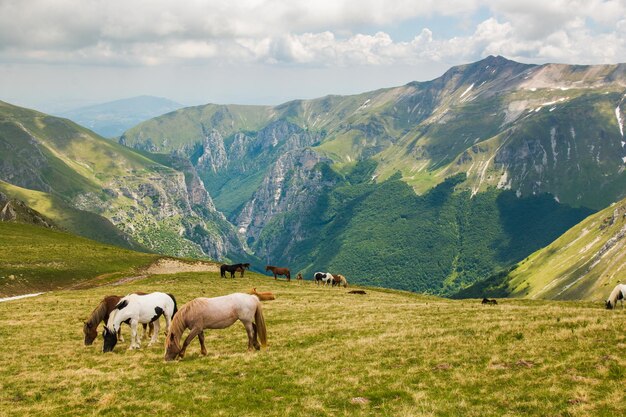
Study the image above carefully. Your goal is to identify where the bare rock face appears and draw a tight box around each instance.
[196,128,228,173]
[236,148,335,242]
[0,191,56,228]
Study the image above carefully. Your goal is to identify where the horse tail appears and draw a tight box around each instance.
[168,293,178,318]
[255,301,267,347]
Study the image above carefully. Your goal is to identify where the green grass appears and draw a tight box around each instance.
[0,272,624,416]
[0,222,158,296]
[464,196,626,301]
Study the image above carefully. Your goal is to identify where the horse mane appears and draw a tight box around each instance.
[87,296,116,327]
[165,298,207,352]
[248,288,276,301]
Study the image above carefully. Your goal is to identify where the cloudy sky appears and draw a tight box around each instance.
[1,0,625,112]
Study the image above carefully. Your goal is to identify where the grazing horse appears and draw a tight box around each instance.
[235,263,251,277]
[332,274,348,288]
[314,272,333,286]
[103,292,177,352]
[164,293,267,361]
[221,263,250,278]
[83,294,153,346]
[296,273,303,283]
[605,284,626,309]
[481,298,498,305]
[266,265,290,281]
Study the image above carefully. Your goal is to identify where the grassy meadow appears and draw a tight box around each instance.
[0,271,624,416]
[0,222,158,297]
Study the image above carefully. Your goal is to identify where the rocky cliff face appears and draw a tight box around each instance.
[0,101,246,260]
[236,148,335,243]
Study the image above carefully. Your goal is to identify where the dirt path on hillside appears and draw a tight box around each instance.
[143,258,219,275]
[110,258,219,286]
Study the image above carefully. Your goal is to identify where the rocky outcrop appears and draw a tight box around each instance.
[0,191,56,228]
[196,128,228,173]
[236,148,335,242]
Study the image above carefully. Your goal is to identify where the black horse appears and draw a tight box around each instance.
[220,263,250,278]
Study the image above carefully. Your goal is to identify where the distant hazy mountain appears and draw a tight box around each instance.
[59,95,184,138]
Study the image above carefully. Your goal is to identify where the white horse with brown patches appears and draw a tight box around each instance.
[103,292,177,352]
[606,284,626,309]
[164,293,267,361]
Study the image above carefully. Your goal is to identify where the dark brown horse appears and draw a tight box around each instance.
[220,263,250,278]
[266,265,290,281]
[235,263,251,277]
[83,294,153,345]
[481,298,498,305]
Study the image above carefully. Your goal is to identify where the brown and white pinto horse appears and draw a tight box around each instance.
[83,294,153,346]
[332,274,348,288]
[266,265,290,281]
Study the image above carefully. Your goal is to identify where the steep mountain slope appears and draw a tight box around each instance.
[455,196,626,301]
[119,56,625,293]
[59,95,184,138]
[0,190,56,229]
[122,56,626,212]
[0,180,145,250]
[0,101,245,259]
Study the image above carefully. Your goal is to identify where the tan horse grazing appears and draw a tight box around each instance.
[296,273,303,283]
[266,265,290,281]
[248,288,276,301]
[164,293,267,361]
[83,294,153,346]
[332,274,348,288]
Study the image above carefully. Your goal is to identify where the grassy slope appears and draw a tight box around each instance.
[0,180,145,251]
[0,222,158,297]
[0,272,623,416]
[256,171,593,295]
[464,197,626,301]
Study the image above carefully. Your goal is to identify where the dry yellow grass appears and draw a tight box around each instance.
[0,272,624,416]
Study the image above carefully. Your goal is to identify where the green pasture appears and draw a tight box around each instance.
[0,271,624,416]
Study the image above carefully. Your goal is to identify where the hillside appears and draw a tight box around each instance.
[122,56,626,211]
[0,101,245,259]
[115,56,626,294]
[0,222,159,296]
[0,271,623,416]
[59,96,184,138]
[455,196,626,301]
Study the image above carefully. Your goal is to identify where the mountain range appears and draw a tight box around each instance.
[59,96,184,138]
[2,55,625,298]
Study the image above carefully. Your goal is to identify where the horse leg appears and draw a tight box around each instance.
[198,331,207,356]
[164,313,172,336]
[179,327,203,359]
[274,273,277,280]
[129,320,139,350]
[243,320,259,351]
[148,319,160,347]
[252,322,261,350]
[117,327,124,342]
[141,323,148,340]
